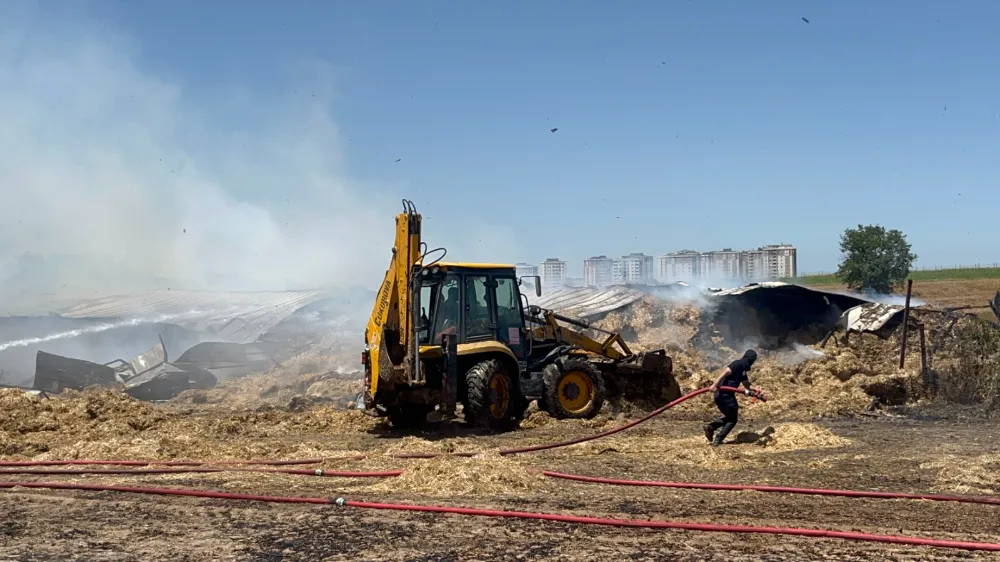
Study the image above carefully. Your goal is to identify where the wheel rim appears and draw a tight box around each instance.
[488,373,510,419]
[558,371,595,414]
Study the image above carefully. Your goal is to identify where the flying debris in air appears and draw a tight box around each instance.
[550,128,558,133]
[801,17,810,24]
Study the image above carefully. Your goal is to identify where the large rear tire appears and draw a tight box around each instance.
[464,359,518,432]
[542,358,605,420]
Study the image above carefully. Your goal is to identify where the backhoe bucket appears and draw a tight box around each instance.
[595,349,681,411]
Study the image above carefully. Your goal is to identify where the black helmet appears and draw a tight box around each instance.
[743,349,758,366]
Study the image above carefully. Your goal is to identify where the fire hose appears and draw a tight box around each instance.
[0,385,750,467]
[3,385,999,551]
[0,481,997,552]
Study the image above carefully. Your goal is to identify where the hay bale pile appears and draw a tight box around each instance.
[593,296,702,352]
[0,386,382,461]
[566,421,850,468]
[365,453,546,497]
[585,296,1000,420]
[173,343,364,411]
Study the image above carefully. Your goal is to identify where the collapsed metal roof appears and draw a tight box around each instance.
[839,302,905,333]
[11,289,330,344]
[708,281,800,296]
[528,286,648,319]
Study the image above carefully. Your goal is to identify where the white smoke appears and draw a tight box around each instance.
[0,9,523,302]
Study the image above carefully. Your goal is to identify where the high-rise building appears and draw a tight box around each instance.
[658,251,700,283]
[583,255,615,287]
[759,244,797,279]
[700,248,742,280]
[539,258,567,287]
[612,260,625,284]
[620,253,655,284]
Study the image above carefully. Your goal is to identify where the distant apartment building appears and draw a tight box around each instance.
[658,250,700,283]
[611,260,625,284]
[515,263,539,280]
[620,253,655,284]
[700,248,742,280]
[759,244,797,279]
[539,258,567,287]
[583,255,615,287]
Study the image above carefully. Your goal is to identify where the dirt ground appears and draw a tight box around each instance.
[809,279,1000,322]
[2,283,999,561]
[1,398,999,561]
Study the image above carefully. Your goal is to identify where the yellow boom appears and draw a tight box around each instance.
[364,200,422,397]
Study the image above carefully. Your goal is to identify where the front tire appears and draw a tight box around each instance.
[542,357,605,419]
[464,359,518,432]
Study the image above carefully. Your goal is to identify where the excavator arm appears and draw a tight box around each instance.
[364,200,423,399]
[525,304,678,407]
[526,306,633,360]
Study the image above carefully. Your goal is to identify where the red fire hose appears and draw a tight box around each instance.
[3,387,1000,551]
[0,458,327,467]
[0,385,754,467]
[396,385,760,459]
[0,467,399,478]
[542,471,1000,507]
[0,481,996,552]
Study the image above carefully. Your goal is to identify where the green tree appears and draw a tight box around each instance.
[836,224,917,294]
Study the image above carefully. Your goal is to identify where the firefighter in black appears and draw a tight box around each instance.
[704,349,758,447]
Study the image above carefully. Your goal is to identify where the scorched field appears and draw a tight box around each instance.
[2,291,999,561]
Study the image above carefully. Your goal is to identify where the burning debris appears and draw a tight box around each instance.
[32,338,217,401]
[0,289,370,402]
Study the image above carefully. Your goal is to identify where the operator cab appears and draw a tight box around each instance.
[417,265,537,358]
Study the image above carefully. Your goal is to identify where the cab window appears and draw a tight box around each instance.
[465,275,492,338]
[494,277,522,334]
[432,276,461,342]
[418,281,436,344]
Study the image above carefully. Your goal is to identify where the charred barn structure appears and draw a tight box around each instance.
[0,289,371,400]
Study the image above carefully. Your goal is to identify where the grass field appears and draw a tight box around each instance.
[789,267,1000,286]
[787,268,1000,321]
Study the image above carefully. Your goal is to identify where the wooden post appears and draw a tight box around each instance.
[899,279,913,369]
[918,323,933,395]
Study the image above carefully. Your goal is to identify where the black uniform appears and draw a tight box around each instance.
[704,349,757,446]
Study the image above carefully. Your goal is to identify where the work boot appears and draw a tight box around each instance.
[712,422,736,447]
[703,423,716,442]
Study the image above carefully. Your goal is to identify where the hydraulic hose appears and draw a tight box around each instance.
[0,481,997,552]
[0,467,399,478]
[542,471,1000,507]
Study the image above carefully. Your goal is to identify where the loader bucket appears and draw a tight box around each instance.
[595,349,681,411]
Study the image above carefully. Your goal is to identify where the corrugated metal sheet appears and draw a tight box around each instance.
[50,290,329,343]
[707,282,793,297]
[840,302,904,333]
[527,286,647,319]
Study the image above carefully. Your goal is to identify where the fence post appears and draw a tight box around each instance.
[899,279,913,369]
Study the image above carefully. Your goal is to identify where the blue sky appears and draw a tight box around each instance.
[2,1,998,291]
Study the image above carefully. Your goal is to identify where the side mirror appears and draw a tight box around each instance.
[533,275,542,297]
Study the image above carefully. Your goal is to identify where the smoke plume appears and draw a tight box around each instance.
[0,10,522,304]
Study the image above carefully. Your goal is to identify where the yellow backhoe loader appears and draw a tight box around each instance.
[362,199,680,431]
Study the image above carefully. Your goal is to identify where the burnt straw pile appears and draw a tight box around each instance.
[594,294,1000,419]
